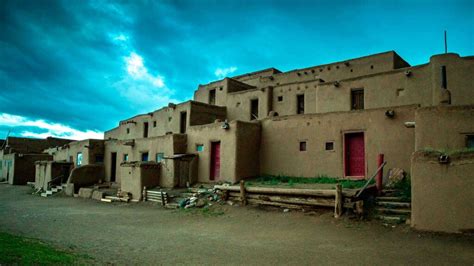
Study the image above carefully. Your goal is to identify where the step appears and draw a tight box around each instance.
[376,196,410,202]
[55,186,63,190]
[41,193,48,197]
[51,188,59,193]
[376,215,407,224]
[376,201,411,208]
[375,207,411,215]
[45,190,53,195]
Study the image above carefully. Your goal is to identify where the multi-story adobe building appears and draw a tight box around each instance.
[42,51,473,204]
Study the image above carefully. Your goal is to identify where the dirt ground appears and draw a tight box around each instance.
[0,185,473,265]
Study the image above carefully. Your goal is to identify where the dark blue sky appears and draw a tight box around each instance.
[1,0,473,139]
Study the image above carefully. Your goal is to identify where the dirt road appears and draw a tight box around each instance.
[0,185,473,265]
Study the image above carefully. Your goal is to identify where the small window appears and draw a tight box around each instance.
[156,153,164,162]
[141,152,149,162]
[196,144,204,152]
[351,89,364,110]
[299,141,307,151]
[123,154,129,162]
[95,154,104,163]
[466,135,474,148]
[325,142,334,151]
[153,121,157,127]
[277,96,283,102]
[126,128,130,134]
[76,152,83,166]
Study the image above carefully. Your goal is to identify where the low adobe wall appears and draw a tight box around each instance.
[411,151,474,233]
[120,162,160,201]
[67,164,105,193]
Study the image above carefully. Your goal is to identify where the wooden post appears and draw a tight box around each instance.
[142,186,147,202]
[334,184,342,218]
[240,180,247,206]
[376,154,384,193]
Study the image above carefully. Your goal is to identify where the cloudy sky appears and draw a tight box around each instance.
[1,0,473,140]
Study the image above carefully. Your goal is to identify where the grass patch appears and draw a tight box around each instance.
[0,232,91,265]
[248,175,371,189]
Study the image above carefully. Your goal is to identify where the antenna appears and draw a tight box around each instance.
[444,30,448,54]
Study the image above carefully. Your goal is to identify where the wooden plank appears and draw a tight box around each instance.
[229,193,335,207]
[215,185,337,197]
[240,180,247,206]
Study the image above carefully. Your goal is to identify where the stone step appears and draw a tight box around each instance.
[41,193,48,197]
[375,215,407,224]
[51,188,60,193]
[376,196,410,202]
[376,201,411,208]
[375,207,411,215]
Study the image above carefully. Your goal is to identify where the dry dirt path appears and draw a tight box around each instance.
[0,185,473,265]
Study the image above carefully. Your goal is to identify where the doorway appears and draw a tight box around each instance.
[250,99,259,120]
[344,132,365,178]
[210,142,221,181]
[180,111,187,134]
[110,152,117,182]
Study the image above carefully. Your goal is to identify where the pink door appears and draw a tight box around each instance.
[345,133,365,178]
[210,142,221,181]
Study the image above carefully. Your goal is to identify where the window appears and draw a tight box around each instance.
[209,89,216,105]
[466,135,474,148]
[76,152,83,166]
[325,142,334,151]
[153,121,157,127]
[196,144,204,152]
[250,99,259,120]
[126,128,130,134]
[277,96,283,102]
[143,122,149,138]
[141,152,149,162]
[297,94,305,114]
[156,153,164,162]
[95,154,104,163]
[299,141,307,151]
[123,154,129,162]
[351,89,364,110]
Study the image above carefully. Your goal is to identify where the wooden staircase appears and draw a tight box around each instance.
[375,190,411,224]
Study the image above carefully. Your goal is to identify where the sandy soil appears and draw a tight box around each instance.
[0,185,473,265]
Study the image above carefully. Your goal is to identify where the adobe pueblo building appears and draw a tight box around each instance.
[39,51,474,233]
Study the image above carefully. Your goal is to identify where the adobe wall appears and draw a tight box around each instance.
[186,120,261,183]
[260,105,417,178]
[105,101,225,140]
[104,134,186,184]
[52,139,104,166]
[121,162,160,200]
[415,106,474,150]
[10,153,52,185]
[411,151,474,233]
[225,88,271,121]
[67,164,105,192]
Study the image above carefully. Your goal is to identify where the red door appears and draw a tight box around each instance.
[210,142,221,181]
[345,133,365,178]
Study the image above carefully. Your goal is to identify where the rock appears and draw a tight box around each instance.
[283,209,290,213]
[64,183,74,196]
[78,188,94,199]
[196,199,206,208]
[226,200,234,206]
[91,190,104,201]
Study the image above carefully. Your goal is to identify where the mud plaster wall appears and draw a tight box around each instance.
[259,106,417,178]
[105,101,225,141]
[415,106,474,151]
[121,164,160,200]
[104,134,186,184]
[9,154,52,185]
[52,139,104,166]
[411,152,474,233]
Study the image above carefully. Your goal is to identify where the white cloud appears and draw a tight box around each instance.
[113,33,128,42]
[124,52,165,88]
[0,113,103,140]
[113,51,177,112]
[214,66,237,79]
